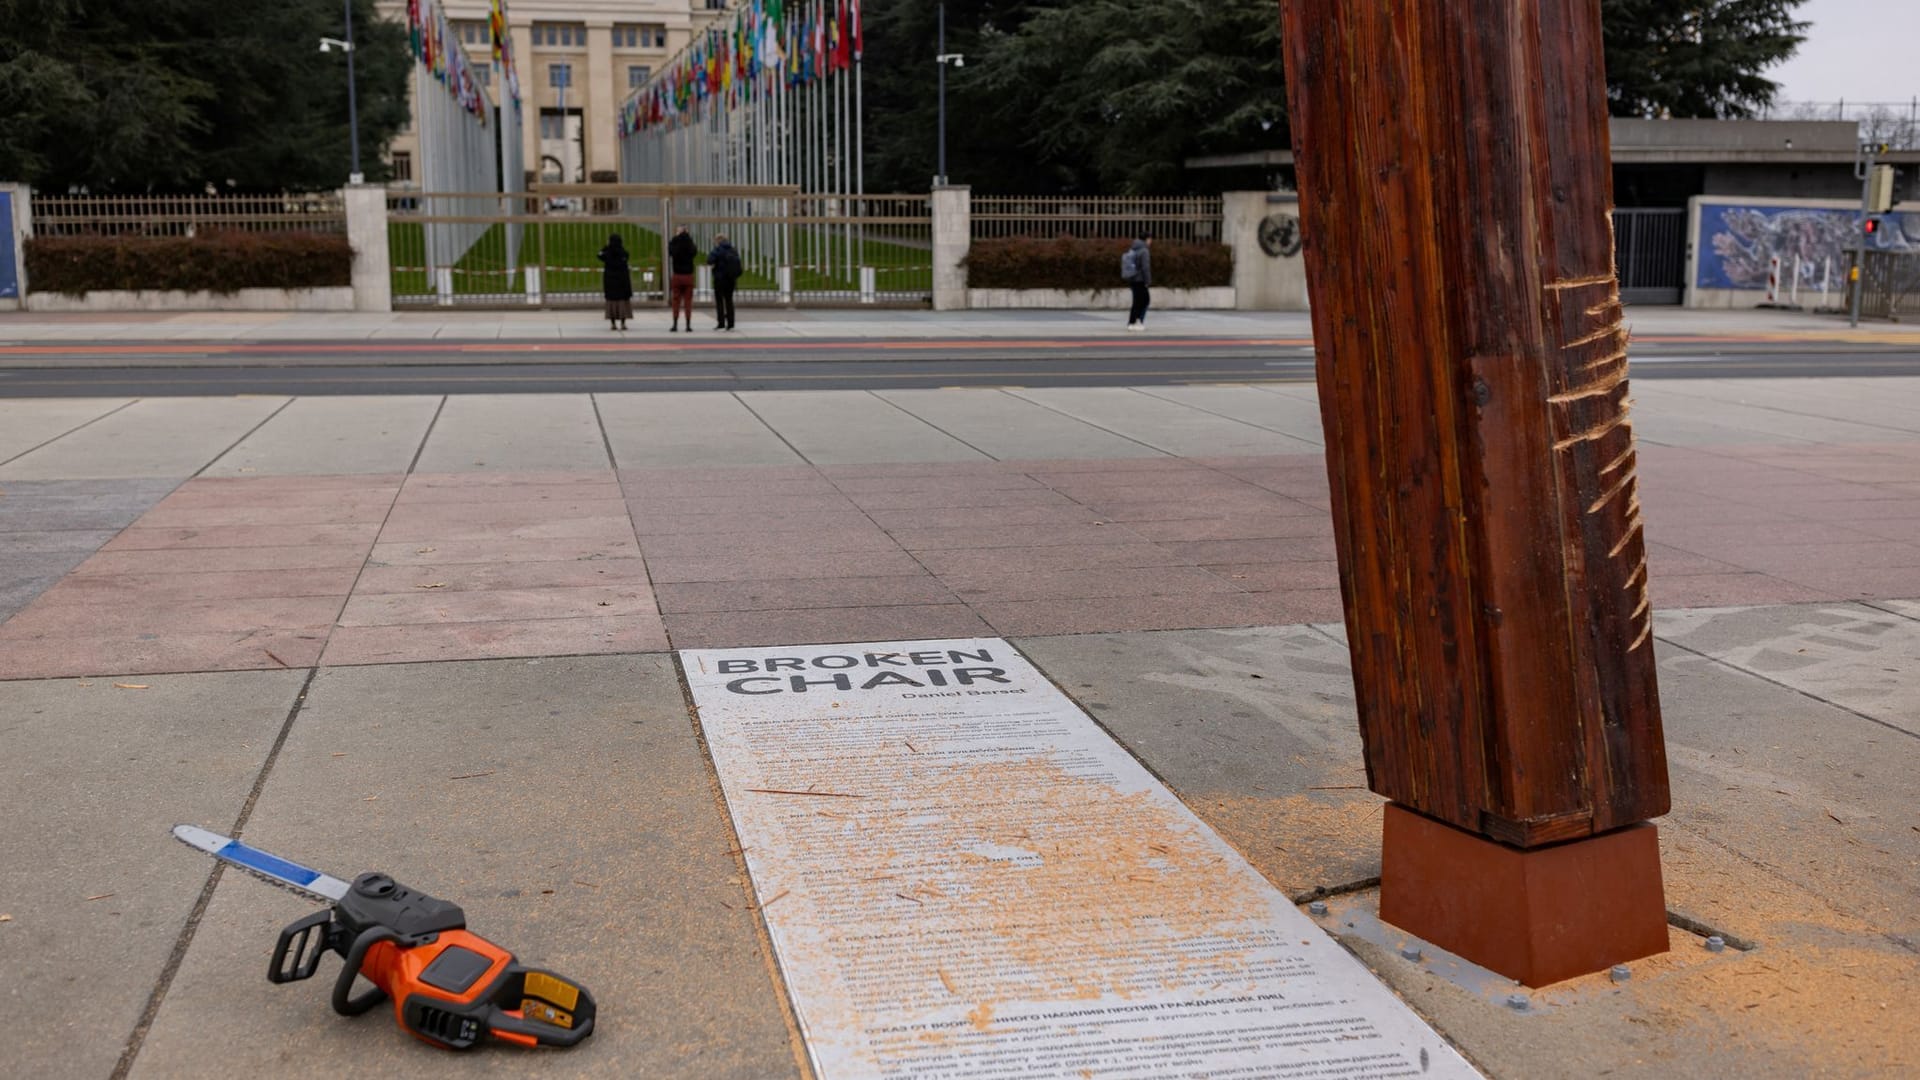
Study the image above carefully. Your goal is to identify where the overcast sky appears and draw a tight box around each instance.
[1767,0,1920,103]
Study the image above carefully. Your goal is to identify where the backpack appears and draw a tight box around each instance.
[712,246,742,283]
[1120,248,1139,283]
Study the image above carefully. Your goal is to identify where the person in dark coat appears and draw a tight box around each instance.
[667,225,698,332]
[1123,233,1153,331]
[708,234,743,331]
[597,234,633,331]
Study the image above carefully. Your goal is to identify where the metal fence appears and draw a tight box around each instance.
[29,192,348,237]
[1859,250,1920,320]
[1612,207,1686,305]
[387,185,932,307]
[1758,99,1920,151]
[971,195,1224,243]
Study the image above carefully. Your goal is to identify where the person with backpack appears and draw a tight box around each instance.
[667,225,698,332]
[1122,233,1153,331]
[708,233,743,331]
[597,233,633,332]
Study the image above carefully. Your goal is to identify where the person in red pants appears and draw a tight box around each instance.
[667,225,698,332]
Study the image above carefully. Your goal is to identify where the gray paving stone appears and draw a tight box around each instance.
[0,398,290,480]
[130,654,798,1080]
[0,670,306,1080]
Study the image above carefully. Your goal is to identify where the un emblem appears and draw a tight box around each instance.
[1259,213,1303,257]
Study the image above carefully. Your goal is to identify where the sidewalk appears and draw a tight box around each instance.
[1,376,1916,1078]
[2,303,1917,344]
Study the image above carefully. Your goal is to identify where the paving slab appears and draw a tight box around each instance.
[0,397,290,480]
[595,392,802,467]
[1134,385,1327,447]
[411,394,610,473]
[204,395,442,476]
[0,398,132,462]
[1011,388,1315,457]
[0,670,306,1080]
[875,388,1168,460]
[734,390,990,464]
[128,655,800,1080]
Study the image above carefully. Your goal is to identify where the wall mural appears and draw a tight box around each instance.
[1695,202,1919,290]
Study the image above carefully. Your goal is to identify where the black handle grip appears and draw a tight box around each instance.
[331,926,402,1016]
[269,911,332,984]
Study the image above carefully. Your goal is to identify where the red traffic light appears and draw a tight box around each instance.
[1864,217,1880,236]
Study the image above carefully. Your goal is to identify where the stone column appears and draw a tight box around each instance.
[1222,190,1309,311]
[931,185,971,312]
[512,23,538,179]
[343,185,392,313]
[586,24,617,176]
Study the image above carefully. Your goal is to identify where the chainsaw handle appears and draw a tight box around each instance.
[332,925,403,1016]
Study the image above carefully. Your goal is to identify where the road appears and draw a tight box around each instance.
[0,338,1915,396]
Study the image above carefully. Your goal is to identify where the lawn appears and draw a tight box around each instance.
[389,218,931,301]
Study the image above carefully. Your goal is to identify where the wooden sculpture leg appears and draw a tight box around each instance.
[1380,806,1669,988]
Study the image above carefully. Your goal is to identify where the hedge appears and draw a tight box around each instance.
[23,231,354,295]
[964,236,1232,290]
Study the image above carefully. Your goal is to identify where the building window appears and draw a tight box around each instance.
[549,62,571,88]
[650,26,668,48]
[536,23,584,47]
[628,65,650,88]
[391,151,412,182]
[614,25,636,48]
[540,113,563,140]
[704,0,725,8]
[474,66,491,86]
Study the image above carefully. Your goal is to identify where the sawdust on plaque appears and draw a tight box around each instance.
[741,755,1303,1022]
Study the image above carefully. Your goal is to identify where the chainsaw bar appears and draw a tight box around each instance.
[172,824,351,903]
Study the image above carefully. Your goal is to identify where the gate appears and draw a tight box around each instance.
[386,185,932,308]
[1612,207,1686,305]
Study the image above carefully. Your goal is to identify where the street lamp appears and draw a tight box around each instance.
[318,0,363,185]
[934,3,965,186]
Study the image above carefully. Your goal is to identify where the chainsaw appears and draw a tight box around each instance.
[173,824,596,1050]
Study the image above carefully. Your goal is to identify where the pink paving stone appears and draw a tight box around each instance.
[824,474,1046,495]
[353,559,654,594]
[0,628,329,680]
[862,505,1109,530]
[338,584,658,627]
[938,565,1245,604]
[840,488,1082,511]
[403,470,617,488]
[101,523,382,551]
[1766,563,1920,599]
[1204,561,1343,592]
[619,464,825,486]
[910,543,1185,577]
[1705,541,1920,574]
[1013,457,1215,474]
[653,575,959,614]
[321,615,668,666]
[366,538,642,565]
[971,594,1275,637]
[1123,515,1334,543]
[626,509,877,536]
[372,516,637,543]
[637,528,899,558]
[379,499,631,528]
[0,595,342,638]
[1652,521,1887,548]
[396,482,626,504]
[816,461,1018,479]
[28,568,363,603]
[133,503,395,528]
[1079,496,1318,523]
[75,545,372,574]
[1649,573,1838,609]
[620,476,842,497]
[1641,544,1747,578]
[645,549,928,584]
[888,522,1147,551]
[1159,537,1340,565]
[627,493,860,515]
[663,604,993,650]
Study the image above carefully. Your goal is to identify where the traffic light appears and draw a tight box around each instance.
[1864,216,1880,237]
[1867,164,1895,213]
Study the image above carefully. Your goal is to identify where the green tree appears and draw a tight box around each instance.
[1602,0,1808,118]
[0,0,411,192]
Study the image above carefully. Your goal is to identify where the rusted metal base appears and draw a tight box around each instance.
[1379,803,1669,987]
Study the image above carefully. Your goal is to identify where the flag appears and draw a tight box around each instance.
[826,2,840,74]
[850,0,861,61]
[811,4,825,80]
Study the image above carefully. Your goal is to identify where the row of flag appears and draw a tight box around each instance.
[405,0,519,122]
[618,0,863,137]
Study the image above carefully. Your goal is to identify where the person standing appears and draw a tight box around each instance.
[667,225,698,332]
[1123,233,1153,331]
[708,233,743,331]
[597,234,633,332]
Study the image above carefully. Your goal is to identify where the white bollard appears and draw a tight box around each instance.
[778,265,794,304]
[524,266,543,306]
[860,266,877,304]
[696,264,713,302]
[1822,256,1831,307]
[1791,254,1801,306]
[436,267,454,307]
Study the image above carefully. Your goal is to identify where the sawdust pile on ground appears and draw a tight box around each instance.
[1195,791,1386,897]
